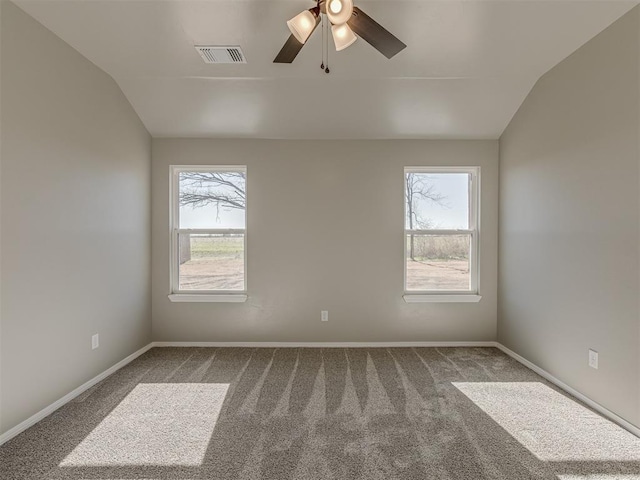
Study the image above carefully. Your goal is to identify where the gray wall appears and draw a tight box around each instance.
[1,2,151,434]
[152,139,498,342]
[499,8,640,426]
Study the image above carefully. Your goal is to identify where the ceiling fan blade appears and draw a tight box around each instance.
[348,6,406,59]
[274,34,304,63]
[274,16,320,63]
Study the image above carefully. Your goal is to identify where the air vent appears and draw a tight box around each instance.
[195,46,246,64]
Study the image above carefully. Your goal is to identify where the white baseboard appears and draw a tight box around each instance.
[0,343,154,447]
[151,341,497,348]
[495,342,640,438]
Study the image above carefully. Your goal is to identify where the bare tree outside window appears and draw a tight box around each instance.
[174,168,247,293]
[405,173,447,260]
[179,171,246,213]
[174,168,474,293]
[404,168,478,292]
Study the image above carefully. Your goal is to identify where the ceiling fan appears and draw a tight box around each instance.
[274,0,406,64]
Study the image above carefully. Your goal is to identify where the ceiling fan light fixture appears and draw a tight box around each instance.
[326,0,353,26]
[331,23,357,51]
[287,8,319,44]
[274,2,406,64]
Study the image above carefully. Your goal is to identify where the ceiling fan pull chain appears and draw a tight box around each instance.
[325,36,330,73]
[325,15,330,74]
[320,12,325,70]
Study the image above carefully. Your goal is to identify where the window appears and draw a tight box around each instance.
[404,167,479,297]
[170,166,246,300]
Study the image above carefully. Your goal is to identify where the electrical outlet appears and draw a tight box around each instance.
[92,334,99,350]
[321,311,329,322]
[588,349,598,369]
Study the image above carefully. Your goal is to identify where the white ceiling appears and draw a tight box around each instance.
[15,0,638,139]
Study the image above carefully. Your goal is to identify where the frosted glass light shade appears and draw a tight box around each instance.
[326,0,353,26]
[287,10,318,44]
[331,23,357,51]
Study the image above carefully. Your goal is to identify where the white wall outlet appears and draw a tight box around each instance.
[321,311,329,322]
[92,333,99,350]
[588,349,598,369]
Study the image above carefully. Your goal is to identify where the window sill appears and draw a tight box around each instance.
[168,294,248,303]
[403,294,482,303]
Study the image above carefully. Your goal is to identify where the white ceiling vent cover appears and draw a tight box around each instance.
[195,46,246,64]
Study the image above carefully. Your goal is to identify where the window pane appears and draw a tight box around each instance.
[405,172,470,230]
[179,171,246,229]
[406,234,471,291]
[178,233,244,291]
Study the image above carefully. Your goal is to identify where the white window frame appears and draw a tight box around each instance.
[168,165,247,302]
[403,166,481,302]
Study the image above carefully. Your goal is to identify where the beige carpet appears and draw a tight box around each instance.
[2,347,640,479]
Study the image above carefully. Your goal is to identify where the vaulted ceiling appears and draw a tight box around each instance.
[15,0,638,139]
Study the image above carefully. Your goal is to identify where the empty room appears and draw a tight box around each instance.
[1,0,640,478]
